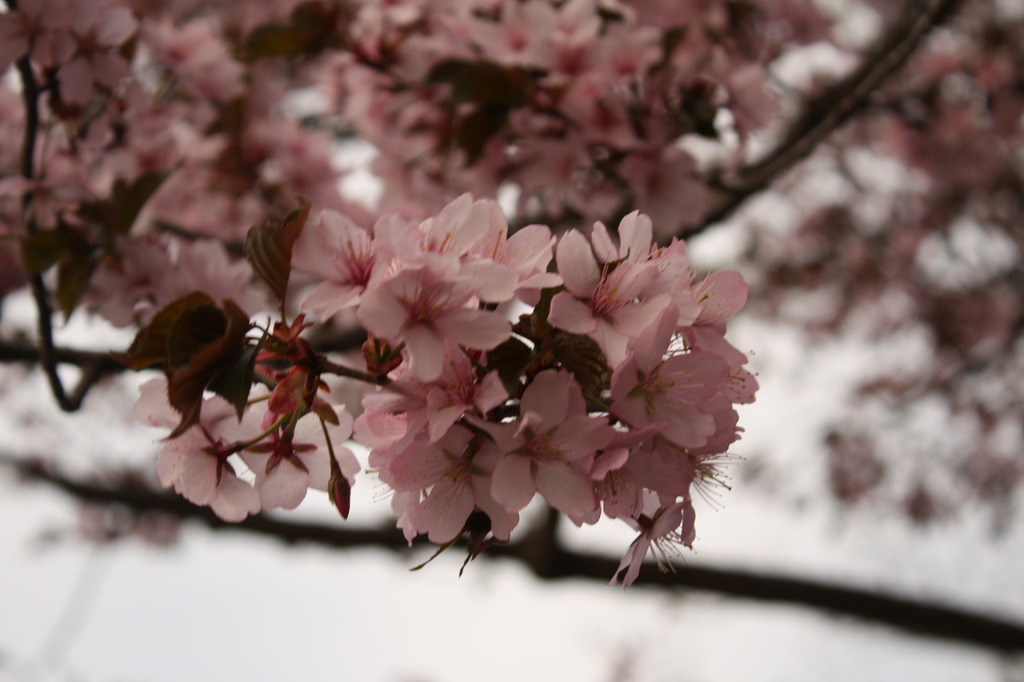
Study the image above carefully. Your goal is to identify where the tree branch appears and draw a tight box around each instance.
[688,0,964,237]
[13,50,106,412]
[0,339,125,402]
[7,456,1023,654]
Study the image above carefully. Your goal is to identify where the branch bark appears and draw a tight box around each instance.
[7,456,1023,654]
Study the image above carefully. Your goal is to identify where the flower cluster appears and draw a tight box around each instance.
[1,0,775,583]
[332,0,828,233]
[129,194,755,585]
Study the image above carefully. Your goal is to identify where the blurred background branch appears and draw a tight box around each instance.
[6,455,1022,654]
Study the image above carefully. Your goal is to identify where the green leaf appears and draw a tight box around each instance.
[166,305,230,369]
[667,78,719,139]
[244,202,310,304]
[427,59,536,164]
[110,172,168,235]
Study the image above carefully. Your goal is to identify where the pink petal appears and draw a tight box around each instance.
[156,447,186,488]
[461,259,517,302]
[590,221,618,263]
[609,293,672,339]
[259,459,310,509]
[474,370,509,414]
[556,229,600,296]
[632,306,677,375]
[60,57,93,105]
[617,211,653,262]
[403,325,447,381]
[535,461,596,516]
[491,455,537,512]
[357,285,408,339]
[427,404,463,442]
[297,448,332,490]
[134,378,179,429]
[179,451,219,505]
[211,475,261,522]
[421,478,475,543]
[610,536,649,587]
[694,270,748,323]
[520,370,571,425]
[503,223,555,272]
[435,308,510,350]
[300,281,362,320]
[548,292,596,334]
[96,7,137,45]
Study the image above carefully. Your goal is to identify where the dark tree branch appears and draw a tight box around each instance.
[13,50,104,412]
[0,339,125,405]
[687,0,965,238]
[7,456,1023,654]
[0,339,123,370]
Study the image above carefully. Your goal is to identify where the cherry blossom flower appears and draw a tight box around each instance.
[549,217,671,365]
[376,425,518,544]
[611,497,696,587]
[292,209,381,320]
[59,3,137,105]
[239,401,359,511]
[610,307,730,449]
[357,256,511,381]
[359,340,507,447]
[134,378,260,522]
[482,370,616,520]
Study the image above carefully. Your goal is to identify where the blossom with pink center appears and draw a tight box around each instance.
[619,148,713,236]
[359,340,507,447]
[464,0,559,68]
[372,194,519,303]
[468,206,562,304]
[292,208,380,320]
[239,402,359,511]
[59,3,137,104]
[611,307,730,449]
[133,378,260,522]
[142,18,245,102]
[84,235,263,327]
[377,425,518,544]
[549,216,671,365]
[357,256,511,381]
[482,370,616,520]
